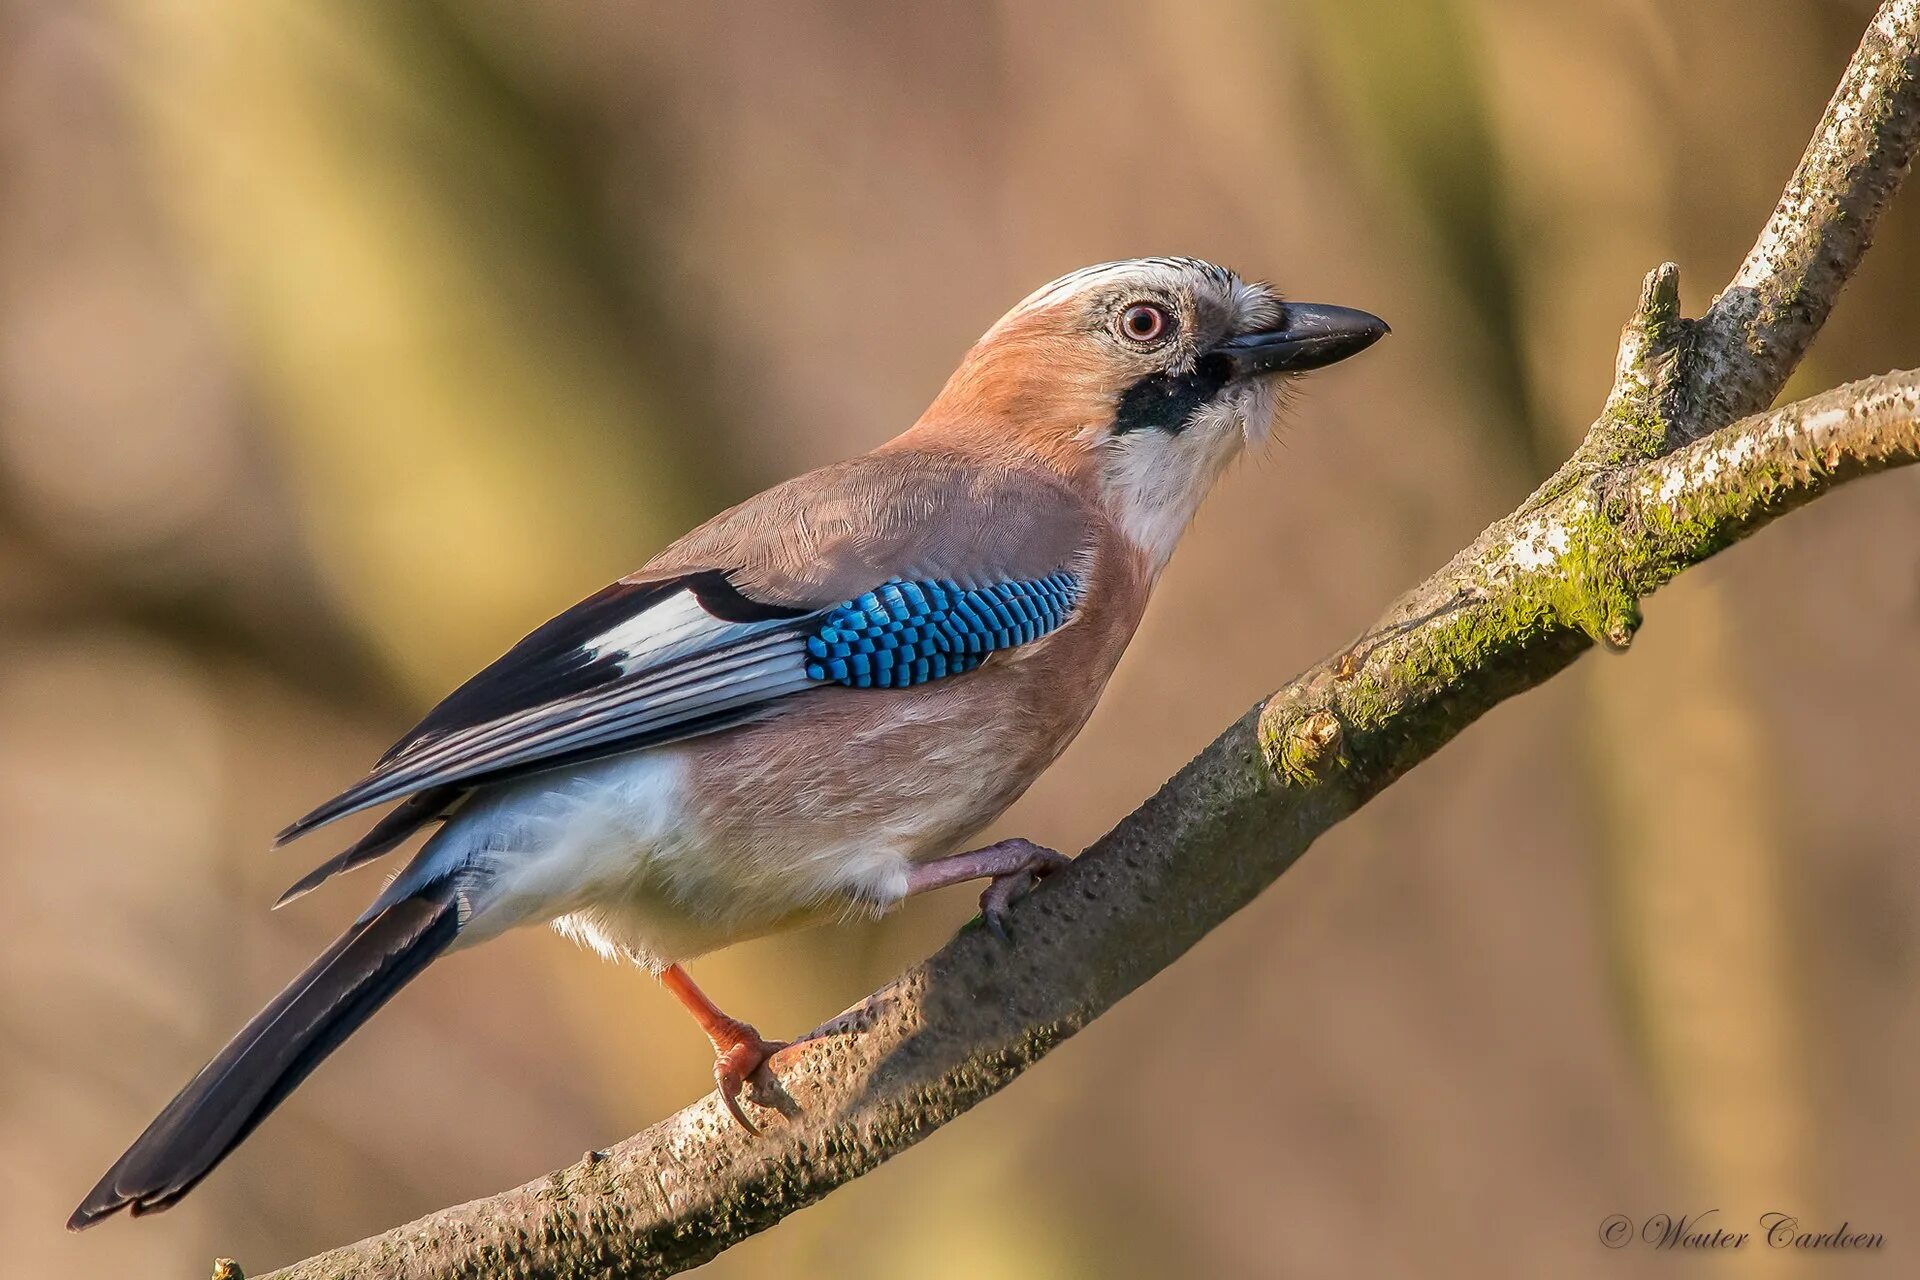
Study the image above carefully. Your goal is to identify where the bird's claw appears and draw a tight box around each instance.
[711,1023,787,1134]
[978,843,1070,943]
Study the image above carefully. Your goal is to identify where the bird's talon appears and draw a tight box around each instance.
[711,1026,786,1134]
[717,1075,759,1134]
[976,845,1069,945]
[984,904,1013,945]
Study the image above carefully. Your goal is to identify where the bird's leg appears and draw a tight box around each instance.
[657,963,786,1133]
[904,837,1071,943]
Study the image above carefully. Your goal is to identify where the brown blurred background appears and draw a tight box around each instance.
[5,1,1918,1276]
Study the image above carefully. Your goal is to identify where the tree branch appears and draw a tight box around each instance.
[1683,0,1920,431]
[250,5,1920,1277]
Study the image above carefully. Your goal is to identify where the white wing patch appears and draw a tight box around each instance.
[280,581,823,840]
[583,590,790,675]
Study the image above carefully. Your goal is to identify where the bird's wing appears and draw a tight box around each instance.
[275,454,1094,848]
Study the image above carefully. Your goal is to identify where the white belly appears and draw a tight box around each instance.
[431,744,973,969]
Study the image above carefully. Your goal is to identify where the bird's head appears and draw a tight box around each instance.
[905,256,1387,573]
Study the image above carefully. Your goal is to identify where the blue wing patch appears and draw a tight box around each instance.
[803,573,1083,689]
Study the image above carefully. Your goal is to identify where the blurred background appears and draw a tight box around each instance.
[5,1,1917,1276]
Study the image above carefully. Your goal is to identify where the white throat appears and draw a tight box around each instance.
[1097,379,1277,575]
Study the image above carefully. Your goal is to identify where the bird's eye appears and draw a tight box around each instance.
[1118,301,1172,344]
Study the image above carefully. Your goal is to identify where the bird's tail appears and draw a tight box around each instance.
[68,884,462,1230]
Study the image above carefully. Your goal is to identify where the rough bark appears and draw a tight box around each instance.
[245,4,1920,1277]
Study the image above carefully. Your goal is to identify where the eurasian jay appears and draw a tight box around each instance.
[71,256,1385,1227]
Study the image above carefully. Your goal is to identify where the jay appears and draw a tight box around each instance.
[71,256,1385,1227]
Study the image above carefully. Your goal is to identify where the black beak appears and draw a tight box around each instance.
[1216,302,1390,376]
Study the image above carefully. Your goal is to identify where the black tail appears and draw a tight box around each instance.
[68,888,460,1229]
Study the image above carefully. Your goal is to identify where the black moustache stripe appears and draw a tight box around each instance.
[1111,353,1234,436]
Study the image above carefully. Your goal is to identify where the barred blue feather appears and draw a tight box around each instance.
[803,573,1083,689]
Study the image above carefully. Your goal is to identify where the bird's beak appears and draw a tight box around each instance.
[1216,302,1390,376]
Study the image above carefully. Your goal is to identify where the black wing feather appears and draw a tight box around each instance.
[276,571,815,847]
[379,579,677,764]
[384,571,808,765]
[271,787,460,908]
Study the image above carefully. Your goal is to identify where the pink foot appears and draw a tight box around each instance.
[905,838,1071,944]
[978,841,1070,942]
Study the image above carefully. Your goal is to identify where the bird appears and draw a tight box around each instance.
[69,256,1386,1229]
